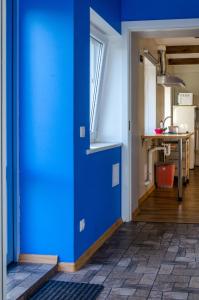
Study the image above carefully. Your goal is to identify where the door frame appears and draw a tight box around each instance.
[1,0,8,298]
[121,18,199,222]
[13,0,20,262]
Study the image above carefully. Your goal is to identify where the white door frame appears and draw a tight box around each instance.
[121,18,199,222]
[0,0,7,298]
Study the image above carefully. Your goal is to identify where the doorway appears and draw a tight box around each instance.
[122,19,199,223]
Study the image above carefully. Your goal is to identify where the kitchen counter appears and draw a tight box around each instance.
[142,132,194,201]
[142,132,193,140]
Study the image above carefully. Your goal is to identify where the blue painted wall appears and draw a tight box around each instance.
[73,0,121,260]
[19,0,75,262]
[75,149,121,260]
[122,0,199,21]
[91,0,121,33]
[19,0,121,263]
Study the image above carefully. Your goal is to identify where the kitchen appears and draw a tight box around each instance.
[131,33,199,223]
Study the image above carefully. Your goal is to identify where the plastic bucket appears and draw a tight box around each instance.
[156,163,175,188]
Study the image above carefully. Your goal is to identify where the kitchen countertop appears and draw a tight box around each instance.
[142,132,193,140]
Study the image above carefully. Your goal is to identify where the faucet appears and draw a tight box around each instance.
[163,116,172,129]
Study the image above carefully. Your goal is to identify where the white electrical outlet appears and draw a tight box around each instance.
[80,126,86,138]
[80,219,86,232]
[112,163,120,187]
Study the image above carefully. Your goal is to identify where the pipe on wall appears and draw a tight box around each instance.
[145,144,171,186]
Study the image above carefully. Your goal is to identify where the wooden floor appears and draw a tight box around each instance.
[135,167,199,223]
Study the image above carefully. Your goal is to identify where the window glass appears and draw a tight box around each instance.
[90,36,104,134]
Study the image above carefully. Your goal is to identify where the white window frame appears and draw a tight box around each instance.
[90,26,107,143]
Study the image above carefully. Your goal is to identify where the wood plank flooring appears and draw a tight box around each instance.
[135,167,199,223]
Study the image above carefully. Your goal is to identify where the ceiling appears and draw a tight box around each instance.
[139,32,199,65]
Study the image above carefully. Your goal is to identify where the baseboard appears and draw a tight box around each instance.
[132,185,155,219]
[138,184,155,206]
[19,254,58,265]
[58,218,123,273]
[132,207,140,218]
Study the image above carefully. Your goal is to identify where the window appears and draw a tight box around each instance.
[90,36,105,138]
[144,57,157,135]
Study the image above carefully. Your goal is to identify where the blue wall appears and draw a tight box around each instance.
[122,0,199,21]
[19,0,121,264]
[73,0,121,260]
[19,0,75,262]
[75,149,121,260]
[91,0,121,33]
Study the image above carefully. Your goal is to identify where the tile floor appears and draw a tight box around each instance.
[7,263,57,300]
[53,222,199,300]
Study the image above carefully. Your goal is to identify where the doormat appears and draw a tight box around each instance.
[30,280,104,300]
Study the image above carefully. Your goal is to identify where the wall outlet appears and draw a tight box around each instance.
[80,126,86,138]
[80,219,86,232]
[112,163,120,187]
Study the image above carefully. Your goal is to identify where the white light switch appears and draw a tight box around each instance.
[80,126,86,138]
[112,163,120,187]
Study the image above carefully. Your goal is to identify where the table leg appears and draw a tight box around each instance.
[178,138,183,201]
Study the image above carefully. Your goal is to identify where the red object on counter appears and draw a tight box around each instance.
[154,128,165,134]
[156,163,175,188]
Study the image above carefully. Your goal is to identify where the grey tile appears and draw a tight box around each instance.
[6,263,56,299]
[159,264,174,274]
[7,272,30,281]
[7,286,27,300]
[152,282,173,292]
[107,295,128,300]
[163,291,188,299]
[123,274,143,286]
[18,274,40,288]
[135,266,158,274]
[110,287,136,296]
[117,258,131,267]
[155,274,190,283]
[139,274,156,286]
[188,293,199,300]
[189,277,199,289]
[149,290,163,298]
[134,288,150,297]
[90,275,106,284]
[104,278,124,288]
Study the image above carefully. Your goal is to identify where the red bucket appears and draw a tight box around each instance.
[156,163,175,188]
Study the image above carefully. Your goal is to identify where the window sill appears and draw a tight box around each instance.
[86,142,122,155]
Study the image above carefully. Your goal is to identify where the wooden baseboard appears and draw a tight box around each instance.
[58,218,123,273]
[138,184,155,206]
[132,185,155,219]
[19,254,58,265]
[132,207,140,218]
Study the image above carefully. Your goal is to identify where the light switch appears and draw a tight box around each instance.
[112,163,120,187]
[80,126,86,138]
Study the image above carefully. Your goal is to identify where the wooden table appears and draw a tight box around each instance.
[142,133,193,201]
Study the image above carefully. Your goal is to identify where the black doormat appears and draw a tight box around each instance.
[30,280,104,300]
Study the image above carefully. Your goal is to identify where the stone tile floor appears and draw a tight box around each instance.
[53,222,199,300]
[7,263,56,300]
